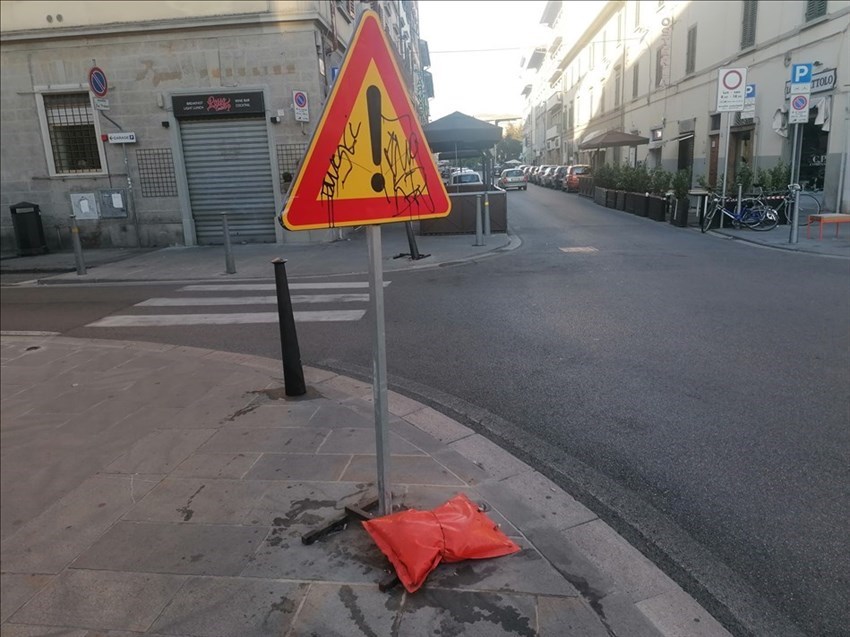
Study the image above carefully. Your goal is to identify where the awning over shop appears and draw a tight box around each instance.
[579,129,650,150]
[423,111,503,153]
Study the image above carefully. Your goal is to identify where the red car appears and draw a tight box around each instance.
[562,165,591,192]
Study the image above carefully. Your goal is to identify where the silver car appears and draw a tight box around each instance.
[499,168,527,191]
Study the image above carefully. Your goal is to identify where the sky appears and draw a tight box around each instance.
[418,0,549,123]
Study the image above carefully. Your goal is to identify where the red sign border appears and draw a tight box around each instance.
[282,10,450,231]
[88,67,108,98]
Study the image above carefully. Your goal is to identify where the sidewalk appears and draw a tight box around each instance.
[0,334,731,636]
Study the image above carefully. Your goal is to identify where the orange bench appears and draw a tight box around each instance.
[807,214,850,240]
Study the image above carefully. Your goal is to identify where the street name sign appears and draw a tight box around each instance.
[281,10,450,231]
[716,67,747,112]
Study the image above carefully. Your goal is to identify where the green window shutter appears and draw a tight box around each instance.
[741,0,758,49]
[805,0,827,20]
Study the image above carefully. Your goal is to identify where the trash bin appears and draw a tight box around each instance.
[10,202,49,256]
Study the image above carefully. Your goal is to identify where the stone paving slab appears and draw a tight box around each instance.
[243,453,353,481]
[6,569,186,632]
[149,577,309,637]
[70,521,266,576]
[286,582,403,636]
[198,426,329,454]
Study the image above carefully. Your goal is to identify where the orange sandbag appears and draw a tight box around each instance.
[430,493,520,563]
[361,508,444,593]
[362,493,520,593]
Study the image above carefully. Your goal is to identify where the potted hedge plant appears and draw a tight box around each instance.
[593,164,614,206]
[646,166,670,220]
[669,169,691,226]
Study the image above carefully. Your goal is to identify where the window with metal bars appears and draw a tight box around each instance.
[276,143,308,191]
[741,0,757,49]
[137,149,178,197]
[805,0,826,20]
[686,26,697,74]
[42,93,102,174]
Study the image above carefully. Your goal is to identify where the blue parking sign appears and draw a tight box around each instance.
[745,84,756,98]
[791,64,812,84]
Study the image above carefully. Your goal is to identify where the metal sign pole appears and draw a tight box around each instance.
[790,123,801,244]
[720,112,732,229]
[367,225,392,517]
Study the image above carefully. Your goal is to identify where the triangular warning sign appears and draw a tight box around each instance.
[281,10,451,231]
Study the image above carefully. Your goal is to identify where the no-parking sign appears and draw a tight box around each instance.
[88,67,108,98]
[789,93,810,124]
[292,90,309,122]
[716,67,747,112]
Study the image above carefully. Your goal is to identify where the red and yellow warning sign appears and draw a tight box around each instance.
[281,10,451,230]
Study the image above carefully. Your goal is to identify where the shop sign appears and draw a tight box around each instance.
[784,68,835,99]
[171,91,265,118]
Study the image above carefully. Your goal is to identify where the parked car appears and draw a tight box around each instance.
[550,165,569,189]
[448,170,483,186]
[561,165,591,192]
[540,165,559,187]
[498,168,527,191]
[534,165,555,185]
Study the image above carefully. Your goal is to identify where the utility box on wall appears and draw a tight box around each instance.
[98,189,129,218]
[70,193,98,219]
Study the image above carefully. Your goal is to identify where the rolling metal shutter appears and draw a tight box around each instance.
[180,118,276,244]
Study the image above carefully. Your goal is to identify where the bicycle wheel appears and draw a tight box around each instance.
[701,205,717,233]
[795,193,821,225]
[750,207,779,231]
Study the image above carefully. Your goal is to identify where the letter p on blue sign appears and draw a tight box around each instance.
[791,64,812,84]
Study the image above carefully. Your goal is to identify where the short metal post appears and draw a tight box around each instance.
[272,258,306,397]
[404,221,421,260]
[736,184,743,215]
[222,213,236,274]
[69,215,86,275]
[790,184,801,244]
[474,195,484,246]
[483,192,491,237]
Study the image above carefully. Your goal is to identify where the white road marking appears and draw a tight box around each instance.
[87,310,366,327]
[180,282,391,292]
[559,247,599,253]
[136,294,370,307]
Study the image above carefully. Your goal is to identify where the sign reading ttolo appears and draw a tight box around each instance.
[282,10,450,517]
[281,10,450,230]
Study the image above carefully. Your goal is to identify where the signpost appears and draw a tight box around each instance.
[741,84,756,120]
[716,68,748,219]
[281,10,451,516]
[88,67,108,98]
[292,90,309,122]
[788,64,812,244]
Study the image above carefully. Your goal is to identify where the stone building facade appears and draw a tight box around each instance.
[0,0,432,252]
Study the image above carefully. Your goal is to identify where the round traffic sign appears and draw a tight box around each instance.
[89,67,108,97]
[791,95,808,110]
[293,91,307,108]
[721,69,743,91]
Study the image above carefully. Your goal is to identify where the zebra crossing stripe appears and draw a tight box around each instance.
[180,282,390,292]
[87,310,366,327]
[136,293,370,307]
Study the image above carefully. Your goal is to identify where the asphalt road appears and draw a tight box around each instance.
[2,185,848,636]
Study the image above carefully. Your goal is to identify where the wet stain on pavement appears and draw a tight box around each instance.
[175,483,205,521]
[226,403,259,422]
[409,590,535,637]
[339,585,379,637]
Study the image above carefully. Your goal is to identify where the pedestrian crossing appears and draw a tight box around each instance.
[85,281,389,328]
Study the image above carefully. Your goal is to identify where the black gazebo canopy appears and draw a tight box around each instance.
[423,111,503,154]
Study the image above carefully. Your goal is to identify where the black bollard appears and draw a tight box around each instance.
[404,221,421,260]
[272,258,306,396]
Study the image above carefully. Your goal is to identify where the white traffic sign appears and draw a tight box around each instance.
[107,132,137,144]
[93,97,110,111]
[292,90,309,122]
[789,93,810,124]
[717,67,747,112]
[741,84,756,120]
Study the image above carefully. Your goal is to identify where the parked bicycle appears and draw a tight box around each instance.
[700,194,779,233]
[747,184,821,226]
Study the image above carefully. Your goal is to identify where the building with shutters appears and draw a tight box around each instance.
[0,0,434,251]
[521,0,849,214]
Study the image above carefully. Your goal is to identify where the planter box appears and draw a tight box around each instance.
[419,191,507,235]
[594,187,608,206]
[606,190,617,208]
[616,190,627,210]
[647,196,667,221]
[670,197,689,227]
[634,195,649,217]
[624,192,637,214]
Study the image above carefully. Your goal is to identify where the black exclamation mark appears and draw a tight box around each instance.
[367,85,384,192]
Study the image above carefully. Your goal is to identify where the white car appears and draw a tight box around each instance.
[448,170,483,186]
